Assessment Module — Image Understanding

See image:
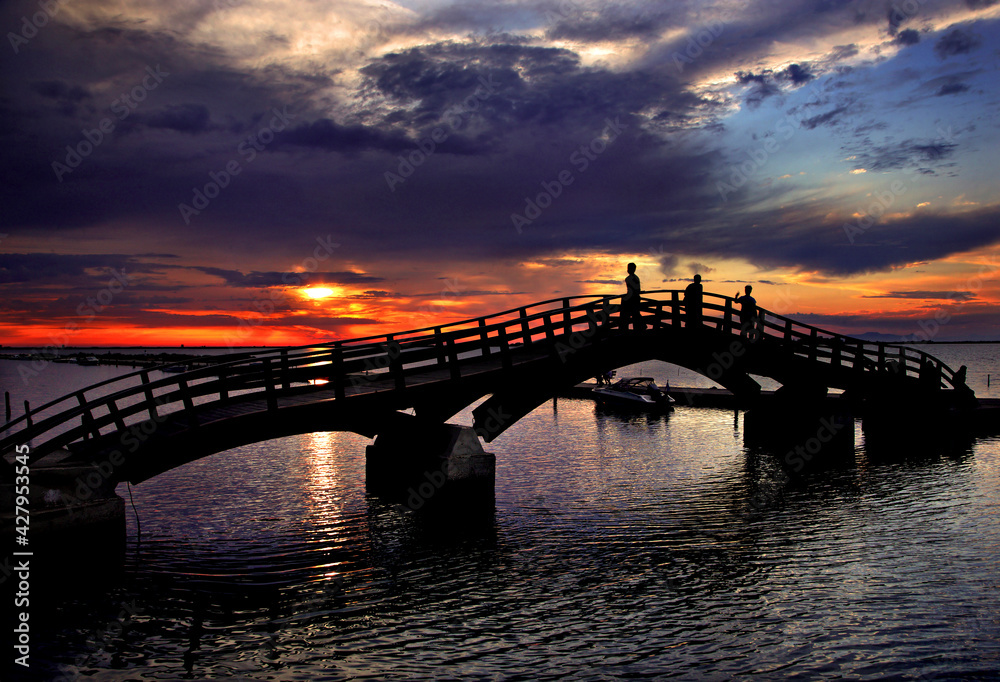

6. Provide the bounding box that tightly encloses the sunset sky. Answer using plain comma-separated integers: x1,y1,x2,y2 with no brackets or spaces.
2,0,999,346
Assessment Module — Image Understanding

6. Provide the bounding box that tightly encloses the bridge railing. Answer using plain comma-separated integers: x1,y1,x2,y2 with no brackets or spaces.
1,290,964,462
638,290,958,389
0,293,625,460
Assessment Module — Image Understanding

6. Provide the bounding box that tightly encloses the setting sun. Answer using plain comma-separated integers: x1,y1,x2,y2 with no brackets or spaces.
302,287,338,300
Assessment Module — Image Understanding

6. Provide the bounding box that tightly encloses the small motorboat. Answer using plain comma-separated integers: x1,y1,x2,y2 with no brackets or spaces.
77,356,100,366
593,377,675,411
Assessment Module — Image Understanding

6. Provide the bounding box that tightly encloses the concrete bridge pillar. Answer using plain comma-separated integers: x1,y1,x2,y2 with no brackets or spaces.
743,385,855,469
366,421,495,510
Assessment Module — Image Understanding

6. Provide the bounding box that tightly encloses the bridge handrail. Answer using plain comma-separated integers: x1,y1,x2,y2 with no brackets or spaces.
1,290,964,459
0,294,621,453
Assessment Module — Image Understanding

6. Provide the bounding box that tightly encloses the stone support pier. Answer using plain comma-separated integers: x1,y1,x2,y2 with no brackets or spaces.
366,422,495,510
743,385,855,468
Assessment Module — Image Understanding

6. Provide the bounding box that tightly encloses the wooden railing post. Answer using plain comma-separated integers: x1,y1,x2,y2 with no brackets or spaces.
388,340,405,391
544,313,556,342
877,343,886,369
218,368,229,403
498,325,512,372
280,349,290,390
177,378,199,426
447,337,461,382
519,307,531,344
809,329,818,362
832,338,841,368
724,299,733,334
107,399,127,432
140,370,159,420
671,291,680,327
262,360,277,412
78,392,100,440
654,301,663,330
24,400,32,430
434,327,446,366
783,319,792,342
331,344,345,400
479,318,491,357
562,298,571,332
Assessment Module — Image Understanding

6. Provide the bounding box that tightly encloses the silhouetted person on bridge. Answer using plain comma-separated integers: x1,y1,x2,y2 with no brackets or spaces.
734,284,757,340
622,262,644,331
684,274,703,329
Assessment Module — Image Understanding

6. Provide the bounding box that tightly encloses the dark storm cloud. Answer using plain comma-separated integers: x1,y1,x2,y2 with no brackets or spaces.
2,0,998,302
28,80,93,117
787,306,997,339
192,267,385,287
274,118,413,154
359,41,708,134
735,71,781,108
0,253,158,284
861,290,977,301
546,4,676,42
801,105,849,129
410,289,525,297
847,138,958,172
895,28,921,45
935,27,982,58
782,63,815,85
136,103,213,134
937,82,970,96
697,205,1000,276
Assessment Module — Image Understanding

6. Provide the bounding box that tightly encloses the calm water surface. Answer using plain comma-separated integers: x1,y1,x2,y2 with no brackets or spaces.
3,347,1000,680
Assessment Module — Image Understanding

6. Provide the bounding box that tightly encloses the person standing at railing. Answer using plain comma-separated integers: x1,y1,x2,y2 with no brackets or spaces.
684,274,703,329
622,262,645,331
734,284,757,340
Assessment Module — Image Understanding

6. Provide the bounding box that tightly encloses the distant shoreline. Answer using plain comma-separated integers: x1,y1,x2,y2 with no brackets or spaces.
3,340,1000,351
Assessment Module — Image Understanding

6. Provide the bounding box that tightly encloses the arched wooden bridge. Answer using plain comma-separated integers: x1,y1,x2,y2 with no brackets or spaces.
1,290,976,484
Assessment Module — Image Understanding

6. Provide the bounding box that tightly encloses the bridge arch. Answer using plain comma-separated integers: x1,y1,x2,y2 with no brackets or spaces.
1,291,975,485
